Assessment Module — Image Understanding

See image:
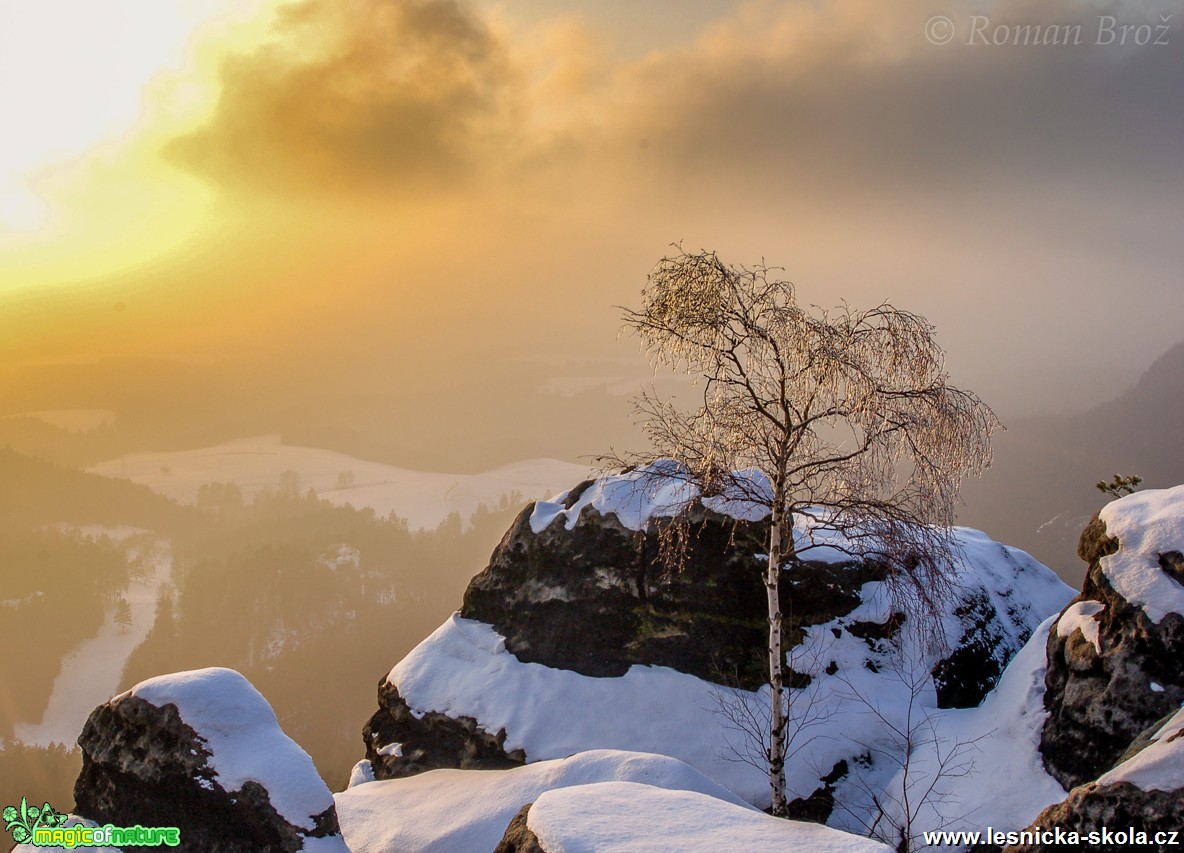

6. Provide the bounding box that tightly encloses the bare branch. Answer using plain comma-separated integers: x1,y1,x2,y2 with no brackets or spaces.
615,248,1000,816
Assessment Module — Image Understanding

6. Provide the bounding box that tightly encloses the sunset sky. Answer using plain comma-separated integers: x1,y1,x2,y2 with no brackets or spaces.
1,0,1182,467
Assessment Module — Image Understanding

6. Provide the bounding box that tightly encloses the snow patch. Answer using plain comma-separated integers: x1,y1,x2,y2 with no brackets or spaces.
530,461,702,533
863,617,1069,850
348,760,376,789
1098,486,1184,623
1055,600,1105,654
1098,704,1184,793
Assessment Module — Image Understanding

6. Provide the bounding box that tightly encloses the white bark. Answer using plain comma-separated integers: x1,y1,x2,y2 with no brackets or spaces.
766,506,786,814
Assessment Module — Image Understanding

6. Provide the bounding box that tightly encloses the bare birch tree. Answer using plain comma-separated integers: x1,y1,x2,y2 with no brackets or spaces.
613,248,999,815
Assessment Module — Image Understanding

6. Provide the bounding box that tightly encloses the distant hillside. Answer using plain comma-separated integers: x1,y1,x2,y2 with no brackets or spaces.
959,338,1184,583
0,447,202,535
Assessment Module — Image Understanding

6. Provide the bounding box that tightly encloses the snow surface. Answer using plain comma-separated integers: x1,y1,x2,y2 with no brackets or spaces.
530,461,707,533
1055,600,1105,655
386,526,1071,828
530,461,775,533
388,614,773,803
1098,485,1184,623
14,536,171,748
527,780,891,853
334,749,752,853
128,667,342,846
866,617,1068,851
1098,704,1184,793
88,435,592,531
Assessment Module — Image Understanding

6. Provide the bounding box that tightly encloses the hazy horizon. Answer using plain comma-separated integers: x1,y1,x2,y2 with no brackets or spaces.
1,0,1182,474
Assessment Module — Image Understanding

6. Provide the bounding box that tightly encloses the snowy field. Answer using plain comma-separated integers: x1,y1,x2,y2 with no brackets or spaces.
88,436,592,530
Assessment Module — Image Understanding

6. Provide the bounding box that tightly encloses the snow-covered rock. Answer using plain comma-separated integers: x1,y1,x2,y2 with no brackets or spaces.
74,667,348,853
1041,487,1184,788
362,467,1073,841
456,466,1069,689
495,780,892,853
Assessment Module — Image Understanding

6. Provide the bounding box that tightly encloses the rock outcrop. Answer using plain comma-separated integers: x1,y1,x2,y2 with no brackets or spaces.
461,489,880,687
1041,493,1184,789
73,668,347,853
363,466,1071,790
362,679,525,780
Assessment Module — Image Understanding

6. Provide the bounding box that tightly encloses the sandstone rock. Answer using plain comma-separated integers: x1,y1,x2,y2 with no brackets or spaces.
1041,510,1184,788
1003,781,1184,853
362,679,525,780
492,804,545,853
74,668,346,853
461,494,880,688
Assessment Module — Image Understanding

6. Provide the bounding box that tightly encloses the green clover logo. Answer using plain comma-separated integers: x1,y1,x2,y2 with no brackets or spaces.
3,797,66,844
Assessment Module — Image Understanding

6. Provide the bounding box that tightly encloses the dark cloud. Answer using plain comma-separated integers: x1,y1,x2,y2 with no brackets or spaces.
614,0,1184,200
167,0,515,194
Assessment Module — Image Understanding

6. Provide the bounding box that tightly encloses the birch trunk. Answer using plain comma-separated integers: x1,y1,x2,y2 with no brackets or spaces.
766,505,786,815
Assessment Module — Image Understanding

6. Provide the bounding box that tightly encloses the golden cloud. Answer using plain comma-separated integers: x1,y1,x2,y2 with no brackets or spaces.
167,0,517,195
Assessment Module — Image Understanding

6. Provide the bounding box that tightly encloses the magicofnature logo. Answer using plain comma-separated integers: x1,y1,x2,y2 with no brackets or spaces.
2,798,180,848
3,798,66,845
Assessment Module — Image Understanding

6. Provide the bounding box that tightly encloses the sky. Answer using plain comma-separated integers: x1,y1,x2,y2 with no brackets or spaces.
1,0,1182,467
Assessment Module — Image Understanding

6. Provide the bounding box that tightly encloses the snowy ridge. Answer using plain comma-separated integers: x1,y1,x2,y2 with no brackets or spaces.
529,460,771,533
334,749,751,853
1098,485,1184,623
388,614,771,803
526,781,891,853
129,668,336,833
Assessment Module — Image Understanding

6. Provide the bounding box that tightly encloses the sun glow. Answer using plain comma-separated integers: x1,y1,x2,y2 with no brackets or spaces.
0,0,281,292
0,1,188,226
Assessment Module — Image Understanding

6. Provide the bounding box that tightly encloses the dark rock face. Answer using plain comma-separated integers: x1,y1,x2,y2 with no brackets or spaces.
785,759,849,824
1040,514,1184,788
74,693,341,853
1001,782,1184,853
461,497,881,688
362,680,525,780
492,804,547,853
931,589,1016,709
